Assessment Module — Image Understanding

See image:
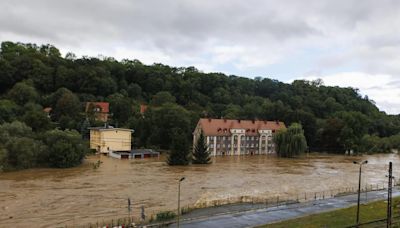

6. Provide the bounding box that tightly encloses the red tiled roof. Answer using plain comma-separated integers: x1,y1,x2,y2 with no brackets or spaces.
140,104,148,114
86,102,109,113
196,118,285,136
43,107,52,113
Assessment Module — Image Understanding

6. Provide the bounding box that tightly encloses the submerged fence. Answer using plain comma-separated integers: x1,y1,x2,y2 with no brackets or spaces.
61,182,393,228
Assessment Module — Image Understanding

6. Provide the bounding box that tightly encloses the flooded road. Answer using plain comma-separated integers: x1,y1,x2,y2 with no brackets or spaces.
0,153,399,227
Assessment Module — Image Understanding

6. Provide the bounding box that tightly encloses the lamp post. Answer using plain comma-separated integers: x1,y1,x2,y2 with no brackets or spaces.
177,177,185,228
353,160,368,227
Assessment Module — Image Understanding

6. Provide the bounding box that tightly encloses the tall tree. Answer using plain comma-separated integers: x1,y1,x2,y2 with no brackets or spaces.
167,129,190,166
274,123,307,157
192,131,211,164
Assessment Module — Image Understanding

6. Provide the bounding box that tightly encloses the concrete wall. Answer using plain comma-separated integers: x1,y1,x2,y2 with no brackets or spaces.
90,129,132,153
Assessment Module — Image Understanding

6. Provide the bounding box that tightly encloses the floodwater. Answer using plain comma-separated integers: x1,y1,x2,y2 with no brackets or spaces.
0,153,399,227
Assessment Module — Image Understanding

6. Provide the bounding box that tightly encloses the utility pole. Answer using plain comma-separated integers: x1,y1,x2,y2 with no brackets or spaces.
387,162,393,228
353,160,368,227
177,177,185,228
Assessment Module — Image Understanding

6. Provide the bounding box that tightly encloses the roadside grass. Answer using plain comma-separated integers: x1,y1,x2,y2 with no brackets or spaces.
260,197,400,228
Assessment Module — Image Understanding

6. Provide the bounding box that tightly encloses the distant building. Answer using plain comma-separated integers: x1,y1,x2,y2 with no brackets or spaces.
140,104,148,115
43,107,52,118
193,118,285,156
89,127,133,154
85,102,110,122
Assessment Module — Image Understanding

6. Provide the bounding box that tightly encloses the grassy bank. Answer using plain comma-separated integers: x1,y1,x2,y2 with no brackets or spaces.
260,197,400,228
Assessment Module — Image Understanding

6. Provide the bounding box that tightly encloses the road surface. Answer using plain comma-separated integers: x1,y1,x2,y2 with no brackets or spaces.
168,188,399,228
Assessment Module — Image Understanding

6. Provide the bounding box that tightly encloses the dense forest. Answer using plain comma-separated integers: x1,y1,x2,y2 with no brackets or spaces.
0,41,400,170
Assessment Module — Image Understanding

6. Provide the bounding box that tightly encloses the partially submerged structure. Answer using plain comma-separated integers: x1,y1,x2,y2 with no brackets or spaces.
193,118,285,156
89,127,133,154
109,149,160,160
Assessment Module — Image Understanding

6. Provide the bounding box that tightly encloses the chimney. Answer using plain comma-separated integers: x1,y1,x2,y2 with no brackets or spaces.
275,120,279,125
238,119,241,123
252,119,255,124
208,118,212,122
224,119,227,123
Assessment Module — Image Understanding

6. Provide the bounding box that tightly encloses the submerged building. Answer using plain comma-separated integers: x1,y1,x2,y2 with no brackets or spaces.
193,118,285,156
89,127,133,154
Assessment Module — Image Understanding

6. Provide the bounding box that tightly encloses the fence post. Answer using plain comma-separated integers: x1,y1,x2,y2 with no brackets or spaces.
277,196,279,206
314,192,316,200
323,192,325,199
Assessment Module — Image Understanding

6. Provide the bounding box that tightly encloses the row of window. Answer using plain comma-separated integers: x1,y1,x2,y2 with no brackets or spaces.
214,150,274,155
209,136,272,141
209,143,274,148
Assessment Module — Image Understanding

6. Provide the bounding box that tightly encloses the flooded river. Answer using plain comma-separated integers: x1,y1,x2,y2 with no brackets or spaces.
0,153,399,227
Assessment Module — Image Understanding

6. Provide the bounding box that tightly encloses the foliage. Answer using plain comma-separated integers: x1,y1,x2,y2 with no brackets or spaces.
155,211,176,222
0,121,87,171
41,129,88,168
0,121,46,171
0,41,399,155
167,129,190,165
192,131,211,164
274,123,308,157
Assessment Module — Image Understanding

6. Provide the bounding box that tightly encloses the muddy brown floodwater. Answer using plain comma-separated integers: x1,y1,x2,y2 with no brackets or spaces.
0,153,399,227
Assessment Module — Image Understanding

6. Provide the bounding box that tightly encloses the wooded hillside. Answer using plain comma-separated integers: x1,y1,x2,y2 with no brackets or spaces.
1,41,399,155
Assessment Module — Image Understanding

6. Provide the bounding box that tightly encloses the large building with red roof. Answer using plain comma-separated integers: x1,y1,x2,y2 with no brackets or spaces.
193,118,285,156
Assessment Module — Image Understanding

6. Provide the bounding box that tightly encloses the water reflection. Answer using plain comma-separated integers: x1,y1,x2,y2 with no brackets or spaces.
0,153,398,227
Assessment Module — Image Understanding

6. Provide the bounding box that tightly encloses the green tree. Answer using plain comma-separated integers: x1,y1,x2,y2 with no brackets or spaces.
167,129,190,165
151,91,176,106
7,81,39,105
274,123,307,157
0,99,20,124
41,129,88,168
192,131,211,164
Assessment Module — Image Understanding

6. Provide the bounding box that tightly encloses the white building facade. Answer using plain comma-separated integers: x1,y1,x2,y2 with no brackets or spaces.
193,118,285,156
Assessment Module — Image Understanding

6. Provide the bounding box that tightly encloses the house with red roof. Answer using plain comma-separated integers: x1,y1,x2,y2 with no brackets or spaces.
85,102,110,122
193,118,285,156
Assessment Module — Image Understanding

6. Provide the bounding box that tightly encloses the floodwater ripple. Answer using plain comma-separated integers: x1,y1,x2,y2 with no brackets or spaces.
0,153,398,227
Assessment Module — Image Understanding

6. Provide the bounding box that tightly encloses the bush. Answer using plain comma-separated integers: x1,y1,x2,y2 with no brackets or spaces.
155,211,176,222
41,129,88,168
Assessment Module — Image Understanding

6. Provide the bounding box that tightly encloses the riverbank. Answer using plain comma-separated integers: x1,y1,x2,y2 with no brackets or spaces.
261,196,400,227
169,188,400,228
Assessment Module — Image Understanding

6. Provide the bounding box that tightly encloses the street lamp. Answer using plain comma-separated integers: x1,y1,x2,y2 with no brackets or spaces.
353,160,368,227
177,177,185,228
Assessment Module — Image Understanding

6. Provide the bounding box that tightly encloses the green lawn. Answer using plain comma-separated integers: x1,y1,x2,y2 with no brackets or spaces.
259,197,400,228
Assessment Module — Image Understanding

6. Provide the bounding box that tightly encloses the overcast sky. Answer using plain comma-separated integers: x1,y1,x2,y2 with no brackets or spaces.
1,0,399,114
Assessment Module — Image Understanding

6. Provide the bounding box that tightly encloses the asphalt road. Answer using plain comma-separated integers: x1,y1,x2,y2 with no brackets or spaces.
168,188,400,228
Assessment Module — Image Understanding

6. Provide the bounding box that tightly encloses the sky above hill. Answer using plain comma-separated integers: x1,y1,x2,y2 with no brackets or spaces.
1,0,399,114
